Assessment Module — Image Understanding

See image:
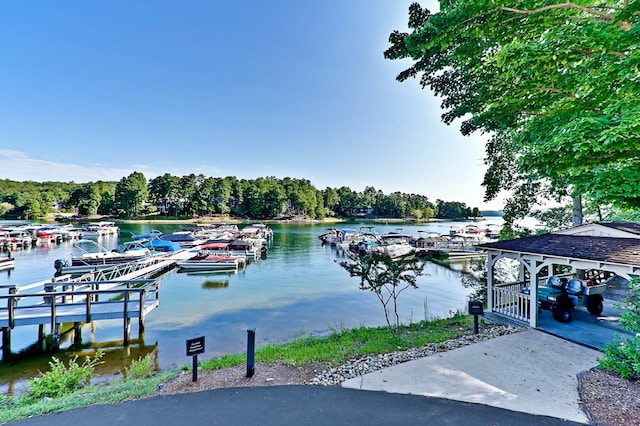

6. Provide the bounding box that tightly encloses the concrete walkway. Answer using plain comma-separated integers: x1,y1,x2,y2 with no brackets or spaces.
342,329,601,424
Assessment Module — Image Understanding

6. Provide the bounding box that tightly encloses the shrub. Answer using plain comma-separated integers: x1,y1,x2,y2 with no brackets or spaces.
125,354,156,380
24,350,104,403
600,278,640,379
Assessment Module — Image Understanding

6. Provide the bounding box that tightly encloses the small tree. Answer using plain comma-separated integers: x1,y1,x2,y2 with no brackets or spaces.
339,251,424,336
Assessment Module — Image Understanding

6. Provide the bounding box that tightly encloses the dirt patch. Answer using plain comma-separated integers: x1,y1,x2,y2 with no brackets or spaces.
579,368,640,426
155,362,325,396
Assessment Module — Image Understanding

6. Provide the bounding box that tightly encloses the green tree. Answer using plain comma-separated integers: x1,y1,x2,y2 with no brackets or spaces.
323,187,340,217
386,1,640,225
114,172,148,217
211,177,232,215
148,173,181,216
339,251,425,336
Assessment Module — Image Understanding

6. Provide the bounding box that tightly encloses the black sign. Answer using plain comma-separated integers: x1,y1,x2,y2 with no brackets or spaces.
186,336,205,356
468,301,484,315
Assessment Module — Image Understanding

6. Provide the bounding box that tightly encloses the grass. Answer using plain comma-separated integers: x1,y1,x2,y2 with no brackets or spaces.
200,315,473,370
0,314,475,423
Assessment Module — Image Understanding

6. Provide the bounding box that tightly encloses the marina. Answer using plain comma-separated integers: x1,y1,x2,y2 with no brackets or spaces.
0,219,500,395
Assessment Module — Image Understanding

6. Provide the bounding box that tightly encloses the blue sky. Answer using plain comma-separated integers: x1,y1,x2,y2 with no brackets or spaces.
0,1,505,210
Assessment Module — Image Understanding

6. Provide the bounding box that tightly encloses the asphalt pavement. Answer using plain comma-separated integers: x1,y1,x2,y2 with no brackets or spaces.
10,385,582,426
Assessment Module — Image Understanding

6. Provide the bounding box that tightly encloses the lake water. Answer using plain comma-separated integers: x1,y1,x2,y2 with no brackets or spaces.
0,219,500,395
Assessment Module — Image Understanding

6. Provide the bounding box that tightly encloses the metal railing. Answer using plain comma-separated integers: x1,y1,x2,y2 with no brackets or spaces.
0,279,160,330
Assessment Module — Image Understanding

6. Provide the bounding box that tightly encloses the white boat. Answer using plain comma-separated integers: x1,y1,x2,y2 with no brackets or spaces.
199,242,250,261
56,240,152,275
484,224,501,239
81,221,120,237
376,232,416,258
176,253,241,271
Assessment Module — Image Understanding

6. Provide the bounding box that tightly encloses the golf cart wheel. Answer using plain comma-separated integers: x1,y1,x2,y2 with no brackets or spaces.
587,296,604,315
552,305,572,323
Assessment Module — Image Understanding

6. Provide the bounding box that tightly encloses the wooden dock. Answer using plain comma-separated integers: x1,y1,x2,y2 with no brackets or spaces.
0,279,160,358
0,249,196,358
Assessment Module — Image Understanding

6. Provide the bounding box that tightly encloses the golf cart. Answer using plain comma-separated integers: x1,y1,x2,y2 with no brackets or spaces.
534,276,606,323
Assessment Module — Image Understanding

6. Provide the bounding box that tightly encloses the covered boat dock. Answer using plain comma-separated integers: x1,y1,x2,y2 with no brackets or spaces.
477,222,640,348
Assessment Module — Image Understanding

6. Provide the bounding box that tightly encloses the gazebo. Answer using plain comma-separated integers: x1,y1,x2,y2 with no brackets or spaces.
477,222,640,327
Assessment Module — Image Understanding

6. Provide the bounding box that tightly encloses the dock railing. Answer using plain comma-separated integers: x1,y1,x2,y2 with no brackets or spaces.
492,281,530,322
0,278,161,356
0,279,160,330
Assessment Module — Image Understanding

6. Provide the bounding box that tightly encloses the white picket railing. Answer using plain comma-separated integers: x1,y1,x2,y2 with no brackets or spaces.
492,282,530,322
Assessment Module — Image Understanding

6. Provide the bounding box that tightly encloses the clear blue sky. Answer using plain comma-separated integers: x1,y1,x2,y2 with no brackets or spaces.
0,1,505,210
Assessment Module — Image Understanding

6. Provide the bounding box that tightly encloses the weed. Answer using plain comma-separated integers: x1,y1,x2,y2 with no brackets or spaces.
125,354,156,380
23,350,105,403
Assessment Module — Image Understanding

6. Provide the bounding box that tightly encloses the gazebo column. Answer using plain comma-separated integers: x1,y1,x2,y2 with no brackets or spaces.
487,253,496,312
528,269,538,328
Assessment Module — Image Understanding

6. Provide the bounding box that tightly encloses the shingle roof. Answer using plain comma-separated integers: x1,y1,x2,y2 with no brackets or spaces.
598,222,640,236
477,234,640,266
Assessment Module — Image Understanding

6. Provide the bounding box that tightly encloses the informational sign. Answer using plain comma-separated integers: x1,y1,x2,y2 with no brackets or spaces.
186,336,206,382
468,301,483,334
186,336,205,356
468,301,484,315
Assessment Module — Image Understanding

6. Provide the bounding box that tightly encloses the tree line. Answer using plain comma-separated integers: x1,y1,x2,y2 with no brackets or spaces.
0,174,481,221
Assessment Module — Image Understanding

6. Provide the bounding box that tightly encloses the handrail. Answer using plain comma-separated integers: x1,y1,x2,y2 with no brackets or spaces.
0,281,159,329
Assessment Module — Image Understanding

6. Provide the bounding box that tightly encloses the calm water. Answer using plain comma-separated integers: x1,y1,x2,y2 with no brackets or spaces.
0,219,499,395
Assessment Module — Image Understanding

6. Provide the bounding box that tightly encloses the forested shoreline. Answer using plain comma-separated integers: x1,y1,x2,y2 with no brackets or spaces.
0,172,485,221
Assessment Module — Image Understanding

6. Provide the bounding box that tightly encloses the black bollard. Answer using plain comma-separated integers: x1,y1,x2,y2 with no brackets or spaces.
246,329,255,377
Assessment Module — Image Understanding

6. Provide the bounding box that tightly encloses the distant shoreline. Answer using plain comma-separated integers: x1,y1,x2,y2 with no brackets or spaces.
40,213,490,225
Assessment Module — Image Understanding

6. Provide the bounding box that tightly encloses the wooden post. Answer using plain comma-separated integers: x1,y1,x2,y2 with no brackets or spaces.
85,292,92,323
7,294,15,330
73,322,82,347
2,327,11,359
123,291,130,345
50,294,57,334
52,323,60,352
38,324,46,351
138,289,146,335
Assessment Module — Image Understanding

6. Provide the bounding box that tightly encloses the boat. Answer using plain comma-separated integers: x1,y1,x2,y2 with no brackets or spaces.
199,241,251,261
131,230,164,240
55,239,153,275
141,238,182,253
176,253,242,271
160,231,206,248
81,221,120,237
376,232,416,258
484,223,501,239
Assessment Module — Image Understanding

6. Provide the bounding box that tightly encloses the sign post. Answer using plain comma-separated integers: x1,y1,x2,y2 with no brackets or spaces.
186,336,205,382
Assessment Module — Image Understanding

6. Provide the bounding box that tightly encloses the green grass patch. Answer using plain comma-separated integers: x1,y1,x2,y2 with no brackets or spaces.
0,371,175,424
200,315,473,370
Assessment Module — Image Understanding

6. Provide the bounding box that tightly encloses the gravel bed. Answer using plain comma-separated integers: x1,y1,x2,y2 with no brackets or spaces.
310,325,521,386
